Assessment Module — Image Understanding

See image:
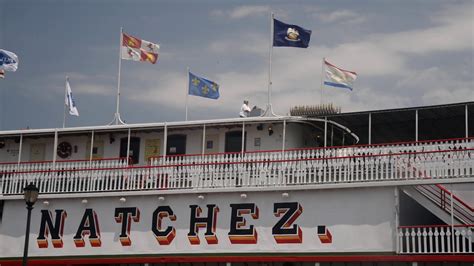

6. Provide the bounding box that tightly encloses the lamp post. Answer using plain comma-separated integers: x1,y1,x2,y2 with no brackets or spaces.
22,182,39,266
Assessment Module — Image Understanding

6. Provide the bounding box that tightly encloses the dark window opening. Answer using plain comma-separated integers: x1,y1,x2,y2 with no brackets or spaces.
167,134,187,155
120,137,141,164
225,131,246,152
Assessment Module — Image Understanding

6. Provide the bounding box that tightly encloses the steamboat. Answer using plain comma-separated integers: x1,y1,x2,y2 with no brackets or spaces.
0,101,472,265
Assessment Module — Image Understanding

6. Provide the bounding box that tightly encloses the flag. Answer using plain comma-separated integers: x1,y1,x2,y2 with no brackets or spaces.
188,72,220,99
273,19,311,48
121,32,159,64
65,78,79,116
0,70,4,79
0,49,19,72
323,59,357,91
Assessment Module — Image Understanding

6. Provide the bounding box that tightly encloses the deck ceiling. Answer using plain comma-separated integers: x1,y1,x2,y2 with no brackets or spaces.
315,102,474,144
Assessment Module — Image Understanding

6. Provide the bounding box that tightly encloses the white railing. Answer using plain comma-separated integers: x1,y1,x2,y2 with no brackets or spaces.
398,225,473,254
0,157,128,174
0,146,472,195
150,137,474,169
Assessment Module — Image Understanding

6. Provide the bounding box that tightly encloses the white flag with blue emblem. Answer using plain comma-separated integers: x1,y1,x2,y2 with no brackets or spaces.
65,78,79,116
0,49,19,72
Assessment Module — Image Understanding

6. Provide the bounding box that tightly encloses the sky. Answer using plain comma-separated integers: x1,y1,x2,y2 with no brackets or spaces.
0,0,473,130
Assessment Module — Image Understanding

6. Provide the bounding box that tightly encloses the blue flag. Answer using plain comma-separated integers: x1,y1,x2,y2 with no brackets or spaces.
188,72,220,99
0,49,19,72
273,19,311,48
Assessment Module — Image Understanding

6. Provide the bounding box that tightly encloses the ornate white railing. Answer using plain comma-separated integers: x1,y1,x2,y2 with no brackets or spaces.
0,146,472,195
0,157,128,174
150,137,473,169
398,225,473,254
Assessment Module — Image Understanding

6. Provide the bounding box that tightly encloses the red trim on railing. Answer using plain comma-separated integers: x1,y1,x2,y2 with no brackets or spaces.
398,224,474,229
435,184,474,212
0,157,128,166
415,185,473,223
2,148,472,176
0,254,473,265
149,137,474,162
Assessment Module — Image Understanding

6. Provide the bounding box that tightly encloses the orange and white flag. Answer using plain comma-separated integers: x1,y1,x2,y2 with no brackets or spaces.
121,32,159,64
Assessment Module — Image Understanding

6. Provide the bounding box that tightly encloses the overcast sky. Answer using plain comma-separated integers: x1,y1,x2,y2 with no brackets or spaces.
0,0,472,130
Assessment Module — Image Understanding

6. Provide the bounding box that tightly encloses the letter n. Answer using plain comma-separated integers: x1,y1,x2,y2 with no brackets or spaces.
73,209,101,247
187,204,219,245
37,209,67,248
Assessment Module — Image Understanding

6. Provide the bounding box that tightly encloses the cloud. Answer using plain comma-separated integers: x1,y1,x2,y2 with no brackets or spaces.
208,32,268,56
316,10,366,24
63,72,115,96
211,5,270,19
229,5,270,19
396,67,474,105
375,6,473,55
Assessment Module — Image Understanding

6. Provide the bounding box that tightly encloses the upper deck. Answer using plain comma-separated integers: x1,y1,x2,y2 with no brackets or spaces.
0,102,472,199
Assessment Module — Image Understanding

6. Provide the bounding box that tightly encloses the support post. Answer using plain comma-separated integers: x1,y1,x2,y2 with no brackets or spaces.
52,130,58,165
89,131,94,162
324,117,327,147
394,187,400,254
330,124,334,146
126,128,131,163
450,185,455,254
465,104,469,138
415,109,419,142
241,121,245,154
201,124,206,155
282,119,286,151
163,123,168,157
17,134,23,164
368,113,372,145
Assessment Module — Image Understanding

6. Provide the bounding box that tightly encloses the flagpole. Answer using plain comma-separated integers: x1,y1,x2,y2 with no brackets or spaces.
185,67,189,121
63,76,68,128
110,27,125,125
263,12,275,117
268,12,273,113
320,58,324,105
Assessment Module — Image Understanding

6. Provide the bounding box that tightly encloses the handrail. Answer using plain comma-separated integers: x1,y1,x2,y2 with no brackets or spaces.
149,137,474,161
399,224,474,229
1,146,471,196
2,148,472,176
435,184,474,212
0,157,128,165
415,185,473,224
